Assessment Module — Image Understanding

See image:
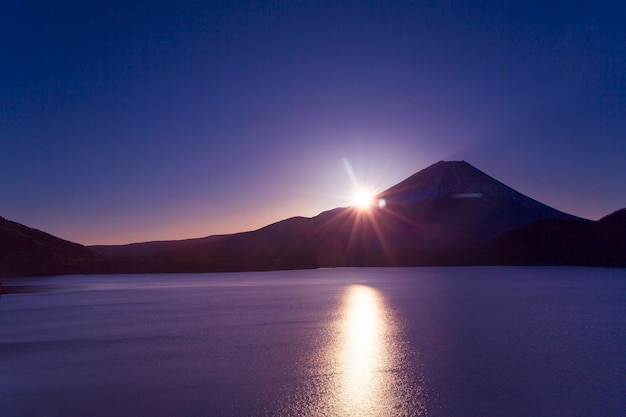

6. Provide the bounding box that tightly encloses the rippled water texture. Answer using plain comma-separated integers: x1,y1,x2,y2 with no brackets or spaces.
283,284,427,416
1,267,625,416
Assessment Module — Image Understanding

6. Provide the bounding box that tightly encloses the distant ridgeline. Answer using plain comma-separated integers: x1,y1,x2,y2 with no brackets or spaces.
2,162,625,277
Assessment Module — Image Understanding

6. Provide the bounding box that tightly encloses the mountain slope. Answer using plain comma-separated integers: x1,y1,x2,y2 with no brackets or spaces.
481,208,626,266
0,217,103,276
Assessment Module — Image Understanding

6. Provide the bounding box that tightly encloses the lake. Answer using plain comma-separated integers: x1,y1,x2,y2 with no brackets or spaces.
1,267,625,416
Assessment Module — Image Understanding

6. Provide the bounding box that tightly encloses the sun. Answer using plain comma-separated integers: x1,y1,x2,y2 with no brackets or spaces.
352,187,375,210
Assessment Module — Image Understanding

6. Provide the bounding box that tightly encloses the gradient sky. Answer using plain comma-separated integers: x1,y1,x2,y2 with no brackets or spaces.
2,0,625,245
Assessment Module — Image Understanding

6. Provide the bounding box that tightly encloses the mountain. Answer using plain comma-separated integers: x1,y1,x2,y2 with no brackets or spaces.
0,216,103,276
481,208,626,266
90,161,588,271
4,160,621,277
377,161,583,242
302,161,585,266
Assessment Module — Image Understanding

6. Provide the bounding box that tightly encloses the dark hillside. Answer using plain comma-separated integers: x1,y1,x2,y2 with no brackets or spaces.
480,209,626,266
0,217,103,276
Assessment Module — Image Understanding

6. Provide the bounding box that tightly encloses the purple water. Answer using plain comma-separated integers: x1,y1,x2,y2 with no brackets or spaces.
1,267,625,416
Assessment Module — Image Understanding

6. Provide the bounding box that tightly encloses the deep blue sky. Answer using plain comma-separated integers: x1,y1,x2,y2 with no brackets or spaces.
2,0,625,245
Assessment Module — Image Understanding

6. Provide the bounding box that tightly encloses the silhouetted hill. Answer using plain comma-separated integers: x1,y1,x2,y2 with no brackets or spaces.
91,216,319,273
481,208,626,266
0,217,103,276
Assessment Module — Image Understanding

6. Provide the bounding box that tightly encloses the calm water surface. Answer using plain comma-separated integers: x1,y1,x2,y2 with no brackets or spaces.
1,267,625,416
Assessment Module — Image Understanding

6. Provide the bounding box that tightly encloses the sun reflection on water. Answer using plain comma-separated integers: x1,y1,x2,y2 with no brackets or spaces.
331,285,428,417
339,285,385,412
283,284,428,416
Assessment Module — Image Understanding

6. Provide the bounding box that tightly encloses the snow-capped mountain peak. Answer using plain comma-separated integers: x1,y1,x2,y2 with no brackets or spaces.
380,161,530,205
